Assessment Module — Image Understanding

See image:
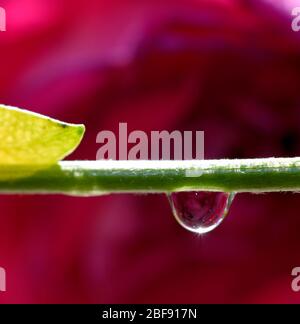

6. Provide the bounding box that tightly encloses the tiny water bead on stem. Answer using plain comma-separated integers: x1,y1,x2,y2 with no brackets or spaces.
168,191,235,234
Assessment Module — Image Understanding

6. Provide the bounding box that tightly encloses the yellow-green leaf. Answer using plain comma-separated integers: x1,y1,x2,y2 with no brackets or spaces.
0,104,85,179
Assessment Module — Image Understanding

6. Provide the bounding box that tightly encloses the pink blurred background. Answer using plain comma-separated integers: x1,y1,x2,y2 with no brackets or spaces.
0,0,300,303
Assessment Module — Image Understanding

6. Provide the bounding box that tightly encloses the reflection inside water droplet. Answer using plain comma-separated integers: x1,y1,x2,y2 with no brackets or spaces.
168,191,235,234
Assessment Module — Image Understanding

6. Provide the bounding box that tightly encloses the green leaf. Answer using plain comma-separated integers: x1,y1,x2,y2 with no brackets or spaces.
0,104,85,179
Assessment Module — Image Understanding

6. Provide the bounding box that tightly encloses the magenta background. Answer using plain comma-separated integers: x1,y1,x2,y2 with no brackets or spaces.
0,0,300,303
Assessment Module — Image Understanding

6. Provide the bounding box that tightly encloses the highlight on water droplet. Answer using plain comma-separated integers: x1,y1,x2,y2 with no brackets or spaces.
168,191,235,234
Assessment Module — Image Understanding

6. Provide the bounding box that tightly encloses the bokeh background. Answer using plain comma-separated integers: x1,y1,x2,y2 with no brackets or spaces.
0,0,300,303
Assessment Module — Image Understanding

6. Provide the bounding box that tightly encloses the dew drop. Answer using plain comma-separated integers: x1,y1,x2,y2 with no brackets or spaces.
168,191,235,234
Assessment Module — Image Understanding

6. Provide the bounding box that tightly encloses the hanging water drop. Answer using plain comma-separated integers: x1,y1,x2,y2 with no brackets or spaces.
168,191,235,234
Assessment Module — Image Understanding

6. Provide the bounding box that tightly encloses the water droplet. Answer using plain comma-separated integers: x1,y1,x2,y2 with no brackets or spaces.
168,191,235,234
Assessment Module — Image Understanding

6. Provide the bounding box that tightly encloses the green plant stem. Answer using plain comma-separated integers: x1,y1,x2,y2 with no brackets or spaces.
1,157,300,195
